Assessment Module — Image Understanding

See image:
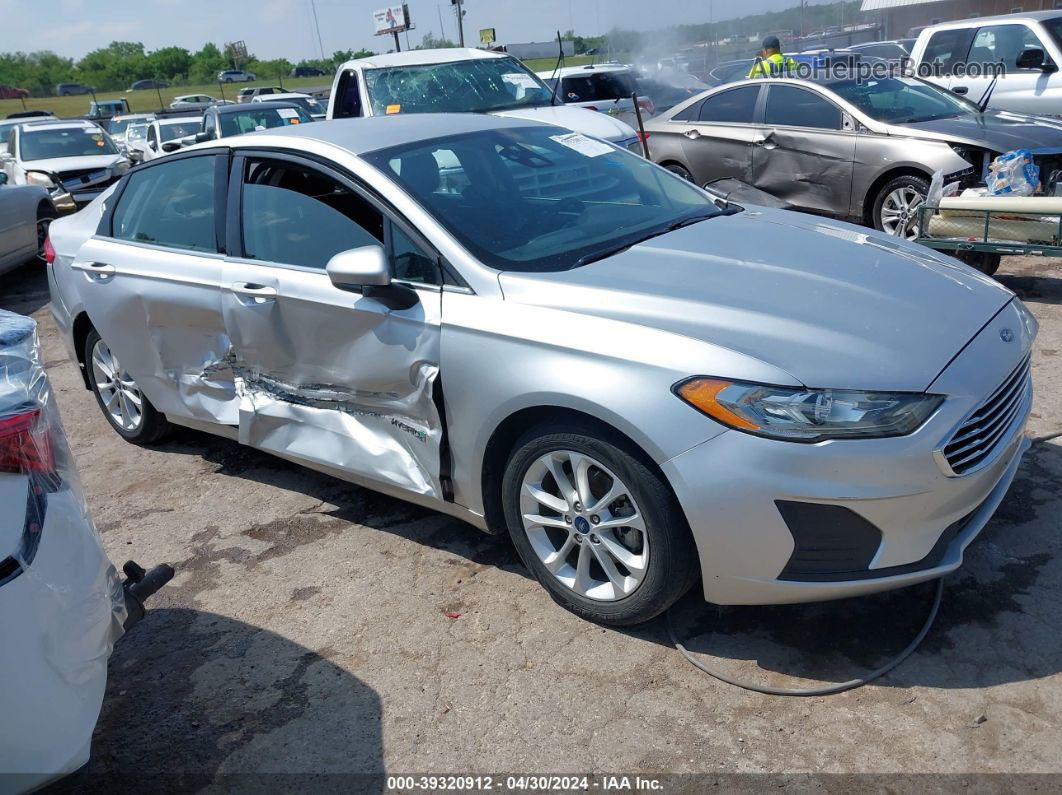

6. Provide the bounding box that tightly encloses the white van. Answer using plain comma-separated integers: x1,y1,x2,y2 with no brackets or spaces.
910,11,1062,115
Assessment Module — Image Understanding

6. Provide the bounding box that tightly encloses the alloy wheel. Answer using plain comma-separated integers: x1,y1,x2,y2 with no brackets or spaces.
90,339,144,432
519,450,649,602
879,186,925,240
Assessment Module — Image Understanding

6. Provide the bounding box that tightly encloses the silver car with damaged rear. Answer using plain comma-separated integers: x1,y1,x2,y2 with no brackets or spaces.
46,114,1036,625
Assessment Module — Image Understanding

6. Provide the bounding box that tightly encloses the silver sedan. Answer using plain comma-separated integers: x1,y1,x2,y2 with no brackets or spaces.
46,114,1036,625
0,175,55,275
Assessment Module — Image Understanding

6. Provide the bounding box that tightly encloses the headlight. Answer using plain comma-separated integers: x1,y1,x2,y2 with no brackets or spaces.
25,170,57,189
674,378,944,442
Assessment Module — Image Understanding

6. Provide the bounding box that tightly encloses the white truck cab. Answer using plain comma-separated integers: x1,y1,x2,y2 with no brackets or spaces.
327,48,641,151
910,11,1062,115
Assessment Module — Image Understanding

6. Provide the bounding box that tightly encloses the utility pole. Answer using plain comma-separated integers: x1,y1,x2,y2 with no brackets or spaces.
393,30,402,52
452,0,465,47
309,0,325,59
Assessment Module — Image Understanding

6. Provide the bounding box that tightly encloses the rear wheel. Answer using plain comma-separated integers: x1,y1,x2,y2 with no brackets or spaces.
664,163,694,182
502,421,698,626
35,205,57,262
85,329,171,444
955,250,1002,277
873,175,929,240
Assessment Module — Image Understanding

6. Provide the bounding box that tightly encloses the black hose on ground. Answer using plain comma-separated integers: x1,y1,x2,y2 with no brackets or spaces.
667,577,945,697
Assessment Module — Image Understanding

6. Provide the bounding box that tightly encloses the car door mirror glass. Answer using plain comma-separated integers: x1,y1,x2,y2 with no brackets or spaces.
161,141,181,152
0,172,7,185
326,246,392,291
1016,47,1046,70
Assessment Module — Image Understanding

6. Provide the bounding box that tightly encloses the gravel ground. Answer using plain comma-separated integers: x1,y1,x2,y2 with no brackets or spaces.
3,254,1060,790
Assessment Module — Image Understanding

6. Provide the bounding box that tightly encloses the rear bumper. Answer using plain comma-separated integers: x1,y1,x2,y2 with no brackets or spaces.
0,487,125,789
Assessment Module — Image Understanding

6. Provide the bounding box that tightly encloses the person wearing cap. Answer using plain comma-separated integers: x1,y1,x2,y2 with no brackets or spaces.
747,36,797,78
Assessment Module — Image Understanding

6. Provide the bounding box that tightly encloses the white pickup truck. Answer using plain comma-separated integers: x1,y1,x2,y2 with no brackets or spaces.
326,48,642,152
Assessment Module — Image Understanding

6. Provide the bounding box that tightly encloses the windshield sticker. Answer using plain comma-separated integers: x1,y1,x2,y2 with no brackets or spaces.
502,73,539,89
549,132,613,158
276,108,299,120
386,104,401,115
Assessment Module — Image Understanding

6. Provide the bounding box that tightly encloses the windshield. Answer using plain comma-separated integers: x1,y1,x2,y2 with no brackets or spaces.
20,127,118,160
364,126,722,273
1044,17,1062,52
288,96,325,114
159,120,201,142
218,106,312,136
127,125,147,143
826,75,978,123
107,117,144,135
559,71,638,103
364,57,553,115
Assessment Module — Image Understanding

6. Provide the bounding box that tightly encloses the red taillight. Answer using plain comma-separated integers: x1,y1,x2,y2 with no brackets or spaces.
0,409,55,475
43,236,56,265
637,131,652,143
585,105,598,112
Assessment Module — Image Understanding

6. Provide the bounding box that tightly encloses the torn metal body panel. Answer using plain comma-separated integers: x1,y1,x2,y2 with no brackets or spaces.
750,127,856,216
220,260,444,498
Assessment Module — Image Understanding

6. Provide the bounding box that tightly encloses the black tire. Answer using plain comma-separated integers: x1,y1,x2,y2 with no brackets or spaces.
84,329,172,445
664,163,694,182
34,205,58,262
871,174,930,239
955,250,1002,277
501,420,698,627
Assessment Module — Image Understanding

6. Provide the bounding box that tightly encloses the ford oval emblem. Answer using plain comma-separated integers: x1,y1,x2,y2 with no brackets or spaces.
1000,328,1015,343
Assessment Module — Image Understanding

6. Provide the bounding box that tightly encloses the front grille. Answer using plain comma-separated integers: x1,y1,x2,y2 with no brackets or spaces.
943,354,1031,475
56,168,110,187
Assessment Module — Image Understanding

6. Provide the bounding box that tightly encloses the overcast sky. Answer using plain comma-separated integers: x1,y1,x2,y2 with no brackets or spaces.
0,0,826,61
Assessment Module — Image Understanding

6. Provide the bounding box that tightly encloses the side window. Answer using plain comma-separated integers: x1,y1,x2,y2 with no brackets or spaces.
111,156,217,252
766,85,842,130
147,126,157,146
241,158,383,269
970,24,1047,70
671,99,703,122
697,86,760,124
390,223,440,285
923,28,976,74
334,70,363,118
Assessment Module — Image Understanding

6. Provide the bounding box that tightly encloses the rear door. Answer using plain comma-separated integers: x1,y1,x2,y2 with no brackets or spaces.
70,151,239,424
674,84,764,185
751,84,856,215
220,151,446,497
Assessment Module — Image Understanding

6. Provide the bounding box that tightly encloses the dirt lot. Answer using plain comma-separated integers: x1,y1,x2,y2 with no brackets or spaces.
4,254,1061,789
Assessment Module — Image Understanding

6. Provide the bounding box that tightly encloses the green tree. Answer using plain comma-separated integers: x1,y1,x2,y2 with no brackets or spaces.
416,32,457,50
147,46,192,82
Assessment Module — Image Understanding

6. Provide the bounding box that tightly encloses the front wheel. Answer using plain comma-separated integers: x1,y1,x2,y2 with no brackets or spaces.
664,163,694,182
35,205,58,262
502,422,698,626
85,329,172,445
955,250,1002,276
873,175,929,241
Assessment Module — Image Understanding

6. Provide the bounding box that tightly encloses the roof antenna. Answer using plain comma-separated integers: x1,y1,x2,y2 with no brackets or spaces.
549,30,565,106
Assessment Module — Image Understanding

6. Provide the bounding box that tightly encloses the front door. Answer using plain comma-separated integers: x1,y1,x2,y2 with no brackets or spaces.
71,152,239,424
675,84,764,185
751,84,855,216
221,153,446,497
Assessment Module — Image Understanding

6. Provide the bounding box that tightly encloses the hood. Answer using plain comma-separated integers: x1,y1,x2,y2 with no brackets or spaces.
498,208,1013,392
493,105,637,142
888,111,1062,152
24,154,125,175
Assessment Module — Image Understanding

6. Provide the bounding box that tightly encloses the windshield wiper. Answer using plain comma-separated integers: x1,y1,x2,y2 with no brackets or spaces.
572,208,739,269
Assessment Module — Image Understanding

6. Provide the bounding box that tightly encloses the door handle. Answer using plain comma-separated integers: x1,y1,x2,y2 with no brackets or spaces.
952,86,969,95
683,129,701,139
753,134,777,150
72,261,116,276
230,282,278,298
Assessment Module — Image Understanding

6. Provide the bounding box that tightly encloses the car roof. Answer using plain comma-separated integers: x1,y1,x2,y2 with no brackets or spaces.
158,116,201,124
215,101,302,114
256,92,312,100
217,113,546,156
923,10,1061,29
113,113,156,121
19,119,97,131
340,47,504,70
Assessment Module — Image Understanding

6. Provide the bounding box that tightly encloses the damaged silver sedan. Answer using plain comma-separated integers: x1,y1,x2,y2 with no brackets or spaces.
46,114,1034,625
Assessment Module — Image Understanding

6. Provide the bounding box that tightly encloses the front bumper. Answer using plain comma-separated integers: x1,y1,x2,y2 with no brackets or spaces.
663,299,1035,605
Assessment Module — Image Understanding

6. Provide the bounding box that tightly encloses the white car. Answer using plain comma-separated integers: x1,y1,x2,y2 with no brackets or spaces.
218,69,256,83
910,11,1062,115
170,94,225,111
124,122,150,163
327,48,642,152
0,309,172,790
105,112,156,155
141,116,203,162
0,120,129,212
536,63,653,126
251,91,326,119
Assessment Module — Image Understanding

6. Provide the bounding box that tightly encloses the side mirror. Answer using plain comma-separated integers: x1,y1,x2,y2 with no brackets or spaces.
161,141,181,153
0,172,7,186
195,131,211,143
326,245,391,291
1016,48,1048,71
